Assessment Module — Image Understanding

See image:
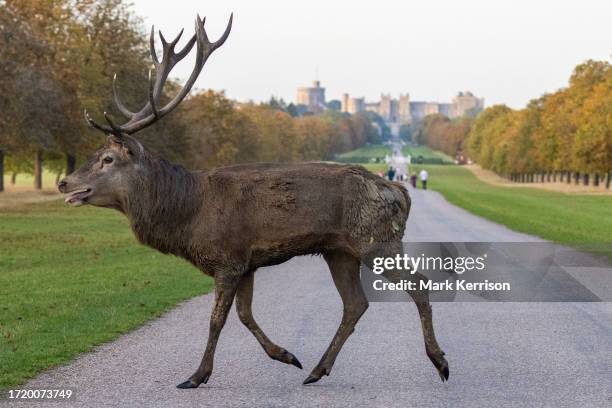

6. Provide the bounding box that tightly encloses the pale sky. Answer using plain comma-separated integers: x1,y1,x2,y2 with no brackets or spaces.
131,0,611,109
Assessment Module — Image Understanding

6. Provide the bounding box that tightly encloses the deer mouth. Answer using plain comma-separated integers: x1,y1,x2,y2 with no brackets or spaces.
65,188,93,206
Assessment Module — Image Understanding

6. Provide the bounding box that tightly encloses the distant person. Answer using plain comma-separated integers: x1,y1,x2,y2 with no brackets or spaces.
387,166,396,181
410,172,417,188
419,169,428,190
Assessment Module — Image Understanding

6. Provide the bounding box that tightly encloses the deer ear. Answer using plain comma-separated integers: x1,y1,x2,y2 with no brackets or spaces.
119,135,145,157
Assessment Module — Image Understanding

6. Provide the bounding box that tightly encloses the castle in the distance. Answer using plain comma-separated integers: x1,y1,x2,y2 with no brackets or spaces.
295,80,484,130
296,81,327,114
341,91,484,123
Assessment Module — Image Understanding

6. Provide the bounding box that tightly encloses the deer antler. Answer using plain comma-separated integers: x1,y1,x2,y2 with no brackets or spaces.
85,13,233,136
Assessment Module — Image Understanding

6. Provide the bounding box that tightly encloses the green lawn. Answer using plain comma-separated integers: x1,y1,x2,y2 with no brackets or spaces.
360,163,388,175
336,144,391,162
402,145,453,163
3,170,60,190
416,164,612,246
0,200,212,388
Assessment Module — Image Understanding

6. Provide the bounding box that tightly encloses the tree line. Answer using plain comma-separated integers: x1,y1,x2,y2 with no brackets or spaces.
415,59,611,187
0,0,383,191
410,115,473,159
467,60,611,187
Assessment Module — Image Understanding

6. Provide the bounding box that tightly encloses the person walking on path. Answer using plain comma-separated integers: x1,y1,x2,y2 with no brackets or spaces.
410,172,417,188
419,169,428,190
387,166,396,181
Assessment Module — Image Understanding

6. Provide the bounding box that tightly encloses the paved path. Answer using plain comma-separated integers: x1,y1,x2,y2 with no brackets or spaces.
10,151,612,407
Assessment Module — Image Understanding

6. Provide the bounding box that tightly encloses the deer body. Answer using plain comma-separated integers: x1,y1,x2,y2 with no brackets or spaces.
124,160,409,273
58,13,448,389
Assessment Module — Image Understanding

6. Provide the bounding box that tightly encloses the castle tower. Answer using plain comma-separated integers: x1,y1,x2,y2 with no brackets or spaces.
398,93,411,123
341,93,350,113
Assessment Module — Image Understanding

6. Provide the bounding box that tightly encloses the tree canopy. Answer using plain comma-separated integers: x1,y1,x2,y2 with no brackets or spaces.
0,0,382,190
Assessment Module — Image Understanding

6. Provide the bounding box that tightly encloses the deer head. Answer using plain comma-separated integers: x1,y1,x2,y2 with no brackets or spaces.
58,14,232,208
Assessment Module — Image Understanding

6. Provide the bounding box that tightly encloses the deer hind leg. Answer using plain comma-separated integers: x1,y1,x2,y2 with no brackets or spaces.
235,272,303,369
408,287,449,382
177,276,239,389
303,250,369,385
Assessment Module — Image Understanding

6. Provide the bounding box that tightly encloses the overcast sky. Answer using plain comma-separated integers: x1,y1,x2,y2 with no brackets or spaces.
130,0,611,108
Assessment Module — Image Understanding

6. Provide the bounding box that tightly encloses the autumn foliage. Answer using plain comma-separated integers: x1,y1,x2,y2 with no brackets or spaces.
416,60,611,186
0,0,381,190
466,60,611,185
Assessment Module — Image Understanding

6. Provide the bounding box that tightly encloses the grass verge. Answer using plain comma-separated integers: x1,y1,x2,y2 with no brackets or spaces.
402,145,453,162
0,200,212,388
337,144,391,162
418,164,612,246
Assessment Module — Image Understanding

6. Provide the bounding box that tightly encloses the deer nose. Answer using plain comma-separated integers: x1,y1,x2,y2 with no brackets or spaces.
57,179,68,193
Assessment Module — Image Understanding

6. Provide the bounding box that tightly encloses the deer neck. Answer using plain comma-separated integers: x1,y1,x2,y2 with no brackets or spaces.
123,158,202,254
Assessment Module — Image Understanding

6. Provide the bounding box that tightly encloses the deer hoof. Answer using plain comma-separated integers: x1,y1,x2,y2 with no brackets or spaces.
427,351,449,382
285,352,303,369
440,365,450,382
176,380,199,389
302,374,321,385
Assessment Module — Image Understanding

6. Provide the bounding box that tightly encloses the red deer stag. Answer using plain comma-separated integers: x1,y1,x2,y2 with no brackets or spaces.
58,14,449,388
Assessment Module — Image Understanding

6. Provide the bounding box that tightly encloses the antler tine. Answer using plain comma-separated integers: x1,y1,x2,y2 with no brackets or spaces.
84,109,114,134
149,26,159,67
212,13,233,50
174,33,198,61
170,28,184,47
103,112,123,135
198,14,210,44
158,30,168,48
148,70,159,118
112,74,135,119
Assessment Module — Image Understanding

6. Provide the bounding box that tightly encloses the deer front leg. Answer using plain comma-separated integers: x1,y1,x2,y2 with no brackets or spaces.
177,277,239,389
236,272,303,369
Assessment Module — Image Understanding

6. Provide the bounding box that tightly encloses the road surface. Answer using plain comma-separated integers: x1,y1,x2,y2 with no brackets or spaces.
8,153,612,408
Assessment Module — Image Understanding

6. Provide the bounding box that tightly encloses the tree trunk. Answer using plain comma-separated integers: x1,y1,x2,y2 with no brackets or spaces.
594,173,600,187
0,150,4,192
567,171,571,184
583,173,589,186
553,172,557,182
66,153,76,175
11,173,16,184
574,172,580,185
34,150,43,190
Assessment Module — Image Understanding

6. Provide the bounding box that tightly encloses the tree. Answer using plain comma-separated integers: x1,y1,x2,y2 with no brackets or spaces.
181,90,259,169
294,116,334,160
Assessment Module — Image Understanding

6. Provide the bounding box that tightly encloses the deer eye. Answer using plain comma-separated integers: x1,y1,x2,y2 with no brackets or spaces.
102,156,114,164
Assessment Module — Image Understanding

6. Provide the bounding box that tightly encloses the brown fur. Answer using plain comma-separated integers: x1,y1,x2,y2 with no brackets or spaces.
58,135,448,388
